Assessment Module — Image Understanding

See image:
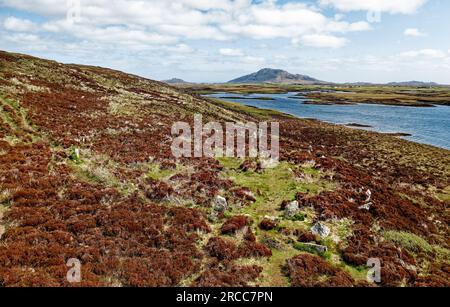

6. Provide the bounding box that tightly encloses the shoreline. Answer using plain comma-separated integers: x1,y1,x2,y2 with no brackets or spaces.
207,94,450,151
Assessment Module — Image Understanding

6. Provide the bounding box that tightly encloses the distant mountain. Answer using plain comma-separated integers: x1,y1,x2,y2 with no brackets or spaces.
344,81,447,87
162,78,190,84
387,81,441,87
345,82,376,86
228,68,325,84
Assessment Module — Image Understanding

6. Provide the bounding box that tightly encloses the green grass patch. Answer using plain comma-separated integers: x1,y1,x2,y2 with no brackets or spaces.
0,104,18,130
215,156,351,286
433,246,450,260
258,248,300,287
219,159,334,222
147,163,179,180
0,94,37,143
228,162,303,215
303,167,321,176
69,147,83,164
383,231,433,254
437,192,450,202
288,213,306,222
341,264,369,281
217,157,244,170
293,243,330,258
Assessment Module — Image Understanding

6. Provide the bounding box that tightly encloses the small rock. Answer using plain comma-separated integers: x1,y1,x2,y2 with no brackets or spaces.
262,236,283,250
303,243,328,254
284,201,300,218
311,222,331,239
208,212,219,223
259,158,279,169
359,202,372,211
214,196,228,212
365,189,372,202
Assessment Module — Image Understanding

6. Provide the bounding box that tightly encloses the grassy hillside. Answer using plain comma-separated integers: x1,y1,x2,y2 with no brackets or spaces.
0,50,449,287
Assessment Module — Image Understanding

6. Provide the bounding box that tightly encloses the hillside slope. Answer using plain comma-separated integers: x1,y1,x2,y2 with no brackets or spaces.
0,50,449,287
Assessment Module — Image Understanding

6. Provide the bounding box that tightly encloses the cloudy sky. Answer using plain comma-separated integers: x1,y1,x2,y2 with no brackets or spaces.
1,0,449,83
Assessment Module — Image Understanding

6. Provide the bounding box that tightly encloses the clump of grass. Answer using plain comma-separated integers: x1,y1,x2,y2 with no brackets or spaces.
69,147,82,164
437,189,450,202
383,231,433,254
257,248,300,287
433,246,450,260
293,243,320,254
223,211,234,219
288,213,306,222
293,243,331,259
147,163,179,180
0,189,12,206
217,157,244,170
108,96,140,117
0,95,39,144
340,264,369,281
68,149,121,187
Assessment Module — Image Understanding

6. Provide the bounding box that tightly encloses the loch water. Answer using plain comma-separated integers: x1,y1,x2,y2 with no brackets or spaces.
207,92,450,150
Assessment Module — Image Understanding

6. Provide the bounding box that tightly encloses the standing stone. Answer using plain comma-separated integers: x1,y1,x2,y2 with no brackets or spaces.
260,158,279,170
303,243,328,254
284,201,300,218
311,222,331,239
214,196,228,212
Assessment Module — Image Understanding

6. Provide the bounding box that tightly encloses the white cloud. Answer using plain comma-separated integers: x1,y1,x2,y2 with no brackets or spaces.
3,16,36,32
293,34,348,48
319,0,427,14
404,28,426,37
0,0,371,47
400,49,447,59
166,44,194,54
242,56,265,64
217,49,265,65
219,48,244,57
3,0,444,83
5,33,40,43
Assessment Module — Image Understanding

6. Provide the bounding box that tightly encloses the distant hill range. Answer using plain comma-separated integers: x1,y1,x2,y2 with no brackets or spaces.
228,68,325,85
345,81,447,87
226,69,447,87
386,81,441,87
162,78,191,84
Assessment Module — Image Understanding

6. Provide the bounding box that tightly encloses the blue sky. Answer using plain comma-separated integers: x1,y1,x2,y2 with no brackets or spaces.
0,0,449,83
